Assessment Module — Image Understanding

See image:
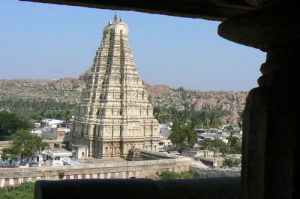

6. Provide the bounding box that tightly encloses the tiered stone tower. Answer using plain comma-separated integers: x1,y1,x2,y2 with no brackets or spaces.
72,17,160,159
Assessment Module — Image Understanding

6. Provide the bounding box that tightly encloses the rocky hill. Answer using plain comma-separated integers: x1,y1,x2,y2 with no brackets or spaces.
0,78,84,103
0,78,247,125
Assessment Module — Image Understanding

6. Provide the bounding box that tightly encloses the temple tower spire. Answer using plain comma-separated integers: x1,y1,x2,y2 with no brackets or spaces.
72,18,159,159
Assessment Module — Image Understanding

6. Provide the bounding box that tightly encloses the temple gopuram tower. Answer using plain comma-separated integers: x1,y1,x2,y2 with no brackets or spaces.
72,17,160,159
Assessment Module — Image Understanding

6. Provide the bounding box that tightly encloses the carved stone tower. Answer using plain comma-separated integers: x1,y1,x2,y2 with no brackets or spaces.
72,17,160,159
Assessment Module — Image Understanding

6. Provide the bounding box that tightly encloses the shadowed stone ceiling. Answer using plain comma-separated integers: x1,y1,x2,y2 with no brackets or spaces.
20,0,264,21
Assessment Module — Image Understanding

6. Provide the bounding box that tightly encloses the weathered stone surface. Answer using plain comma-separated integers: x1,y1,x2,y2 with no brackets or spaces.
21,0,257,21
219,2,299,199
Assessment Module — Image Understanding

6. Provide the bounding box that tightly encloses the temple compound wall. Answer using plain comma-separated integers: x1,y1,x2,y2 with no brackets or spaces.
0,155,193,188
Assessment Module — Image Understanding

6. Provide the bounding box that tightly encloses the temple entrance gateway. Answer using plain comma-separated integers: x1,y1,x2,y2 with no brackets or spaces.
72,17,160,159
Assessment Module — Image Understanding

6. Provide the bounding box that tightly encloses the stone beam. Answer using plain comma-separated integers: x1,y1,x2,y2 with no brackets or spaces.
20,0,256,21
34,178,241,199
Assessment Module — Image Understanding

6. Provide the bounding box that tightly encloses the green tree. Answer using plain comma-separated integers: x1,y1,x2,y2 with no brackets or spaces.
207,110,222,128
223,158,240,167
0,111,31,139
212,138,230,154
1,129,48,162
169,118,197,153
199,139,214,150
227,134,242,154
153,107,168,123
190,111,211,129
158,171,181,180
189,109,223,129
199,138,229,154
0,99,77,122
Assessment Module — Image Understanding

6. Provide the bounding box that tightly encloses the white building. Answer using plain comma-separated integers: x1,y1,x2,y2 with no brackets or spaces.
158,124,173,152
41,119,66,128
42,149,72,166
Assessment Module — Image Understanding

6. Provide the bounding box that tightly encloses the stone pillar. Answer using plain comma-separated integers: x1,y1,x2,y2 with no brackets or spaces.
219,2,298,199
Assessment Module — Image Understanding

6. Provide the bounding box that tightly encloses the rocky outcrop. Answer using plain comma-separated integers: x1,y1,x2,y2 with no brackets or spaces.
144,83,247,113
0,78,84,103
0,78,247,125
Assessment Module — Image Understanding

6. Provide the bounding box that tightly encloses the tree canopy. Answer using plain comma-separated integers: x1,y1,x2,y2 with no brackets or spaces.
227,133,242,154
154,106,223,129
0,111,31,139
191,109,223,129
1,129,48,162
199,138,230,154
168,114,198,153
0,100,76,122
199,133,242,154
168,108,224,153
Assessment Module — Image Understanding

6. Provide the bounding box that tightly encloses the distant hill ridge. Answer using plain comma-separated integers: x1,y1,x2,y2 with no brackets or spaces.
0,78,248,125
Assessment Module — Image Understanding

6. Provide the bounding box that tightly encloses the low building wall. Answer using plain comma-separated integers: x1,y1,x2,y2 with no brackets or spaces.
0,155,193,188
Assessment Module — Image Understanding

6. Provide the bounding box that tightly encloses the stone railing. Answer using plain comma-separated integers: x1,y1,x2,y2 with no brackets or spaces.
0,155,193,188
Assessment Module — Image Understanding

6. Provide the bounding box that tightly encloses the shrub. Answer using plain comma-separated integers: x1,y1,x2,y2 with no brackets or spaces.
223,158,240,167
158,170,197,180
0,182,34,199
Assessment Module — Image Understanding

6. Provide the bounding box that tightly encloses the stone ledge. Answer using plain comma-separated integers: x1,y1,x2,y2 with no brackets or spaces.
34,177,241,199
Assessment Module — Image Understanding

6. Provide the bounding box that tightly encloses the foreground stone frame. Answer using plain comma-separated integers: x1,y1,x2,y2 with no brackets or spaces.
18,1,300,199
219,3,298,198
34,178,241,199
